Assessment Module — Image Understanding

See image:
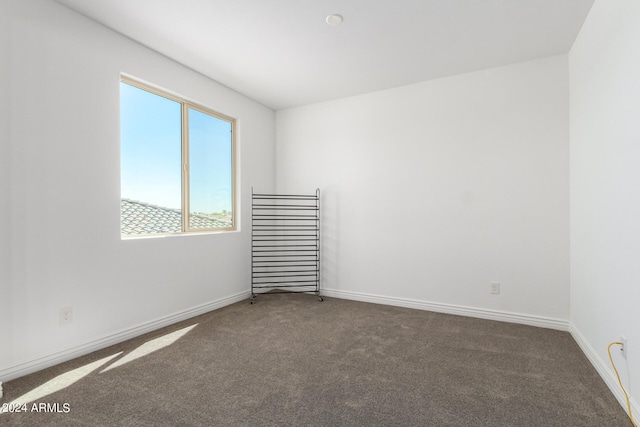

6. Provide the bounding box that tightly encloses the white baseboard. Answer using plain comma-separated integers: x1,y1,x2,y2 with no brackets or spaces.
0,291,250,383
569,323,638,422
321,288,569,331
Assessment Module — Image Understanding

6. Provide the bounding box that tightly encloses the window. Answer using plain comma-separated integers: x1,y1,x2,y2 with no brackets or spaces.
120,76,235,237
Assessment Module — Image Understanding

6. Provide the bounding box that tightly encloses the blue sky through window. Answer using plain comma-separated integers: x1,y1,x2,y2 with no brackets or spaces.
120,82,233,215
189,108,233,214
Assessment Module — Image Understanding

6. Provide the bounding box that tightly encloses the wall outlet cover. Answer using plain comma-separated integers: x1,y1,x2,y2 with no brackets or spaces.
490,282,501,295
60,306,73,325
620,335,627,359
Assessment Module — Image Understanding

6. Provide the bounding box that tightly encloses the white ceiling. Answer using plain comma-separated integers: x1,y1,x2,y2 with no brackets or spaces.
54,0,594,110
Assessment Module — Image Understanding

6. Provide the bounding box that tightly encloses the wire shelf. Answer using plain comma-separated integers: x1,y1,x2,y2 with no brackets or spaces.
250,188,321,303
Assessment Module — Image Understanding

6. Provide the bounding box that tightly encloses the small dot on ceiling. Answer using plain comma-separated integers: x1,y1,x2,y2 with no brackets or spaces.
326,14,344,26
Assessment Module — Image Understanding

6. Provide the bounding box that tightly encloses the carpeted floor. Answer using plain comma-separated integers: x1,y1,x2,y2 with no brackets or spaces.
1,293,632,426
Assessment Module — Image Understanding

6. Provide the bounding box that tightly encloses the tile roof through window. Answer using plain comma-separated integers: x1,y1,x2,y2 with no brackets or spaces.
121,199,231,236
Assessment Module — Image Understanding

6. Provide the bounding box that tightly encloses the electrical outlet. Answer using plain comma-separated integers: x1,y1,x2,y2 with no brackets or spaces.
490,282,500,295
620,335,627,359
60,306,73,325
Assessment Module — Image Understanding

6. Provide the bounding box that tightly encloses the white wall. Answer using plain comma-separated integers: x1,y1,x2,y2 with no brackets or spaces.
276,56,569,323
0,0,12,371
569,0,640,414
1,0,275,380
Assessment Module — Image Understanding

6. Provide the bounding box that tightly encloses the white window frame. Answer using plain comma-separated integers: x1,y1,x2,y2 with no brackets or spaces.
120,76,237,237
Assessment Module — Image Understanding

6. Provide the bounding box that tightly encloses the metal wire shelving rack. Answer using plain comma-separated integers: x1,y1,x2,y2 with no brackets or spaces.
250,188,322,303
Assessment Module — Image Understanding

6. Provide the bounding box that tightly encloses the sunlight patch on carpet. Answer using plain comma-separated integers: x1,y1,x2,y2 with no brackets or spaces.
0,353,122,414
100,324,198,373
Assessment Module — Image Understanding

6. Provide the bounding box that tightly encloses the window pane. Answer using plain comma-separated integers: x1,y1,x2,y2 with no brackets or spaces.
120,82,182,236
188,108,233,230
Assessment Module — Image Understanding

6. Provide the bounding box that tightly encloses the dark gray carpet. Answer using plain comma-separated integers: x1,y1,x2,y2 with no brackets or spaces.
1,294,631,426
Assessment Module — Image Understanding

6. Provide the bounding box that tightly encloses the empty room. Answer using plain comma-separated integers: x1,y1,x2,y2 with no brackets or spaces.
1,0,638,425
